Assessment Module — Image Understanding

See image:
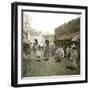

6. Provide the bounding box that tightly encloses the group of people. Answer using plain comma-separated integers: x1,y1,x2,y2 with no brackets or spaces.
30,39,79,69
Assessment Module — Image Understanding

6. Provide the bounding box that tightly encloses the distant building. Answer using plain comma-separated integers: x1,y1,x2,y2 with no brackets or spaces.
23,14,31,42
54,18,80,48
42,34,54,45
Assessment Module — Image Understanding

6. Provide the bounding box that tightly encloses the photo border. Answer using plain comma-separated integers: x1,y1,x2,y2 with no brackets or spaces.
11,2,88,87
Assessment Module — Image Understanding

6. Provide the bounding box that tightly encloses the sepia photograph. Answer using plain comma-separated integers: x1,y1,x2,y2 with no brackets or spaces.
22,11,80,77
11,2,87,87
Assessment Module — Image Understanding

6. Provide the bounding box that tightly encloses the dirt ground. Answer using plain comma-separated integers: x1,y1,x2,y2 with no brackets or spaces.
22,51,80,77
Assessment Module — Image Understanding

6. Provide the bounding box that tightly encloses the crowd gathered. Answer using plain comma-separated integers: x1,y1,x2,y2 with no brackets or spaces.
25,39,79,69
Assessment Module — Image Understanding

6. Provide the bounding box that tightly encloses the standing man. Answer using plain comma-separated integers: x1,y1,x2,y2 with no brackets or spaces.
65,46,70,58
33,39,38,53
70,47,78,69
44,40,50,61
55,44,64,62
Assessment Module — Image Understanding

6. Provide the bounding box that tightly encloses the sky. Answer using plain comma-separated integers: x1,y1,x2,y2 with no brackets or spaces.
24,12,80,34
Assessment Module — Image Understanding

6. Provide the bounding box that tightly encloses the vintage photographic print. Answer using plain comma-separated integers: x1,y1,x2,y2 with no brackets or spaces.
22,11,80,77
11,2,88,87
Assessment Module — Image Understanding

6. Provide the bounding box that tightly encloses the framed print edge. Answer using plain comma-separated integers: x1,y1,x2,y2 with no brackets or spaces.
85,6,88,83
11,2,18,87
11,2,88,87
